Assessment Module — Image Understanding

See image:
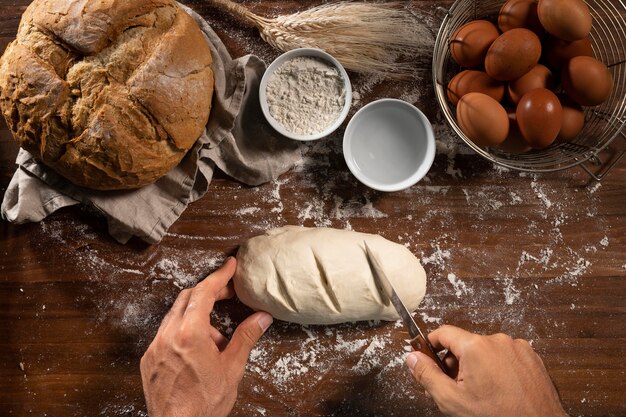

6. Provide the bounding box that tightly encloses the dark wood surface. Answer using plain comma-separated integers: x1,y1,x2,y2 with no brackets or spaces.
1,1,625,416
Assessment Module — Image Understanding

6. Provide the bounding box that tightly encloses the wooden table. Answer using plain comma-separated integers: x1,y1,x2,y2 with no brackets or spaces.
1,1,625,416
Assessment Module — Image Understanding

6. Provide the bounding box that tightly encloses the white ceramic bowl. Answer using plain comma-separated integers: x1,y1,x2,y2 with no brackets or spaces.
343,99,436,192
259,48,352,141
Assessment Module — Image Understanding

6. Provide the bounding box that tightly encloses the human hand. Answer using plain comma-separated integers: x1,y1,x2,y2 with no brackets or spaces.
140,257,273,417
405,325,568,417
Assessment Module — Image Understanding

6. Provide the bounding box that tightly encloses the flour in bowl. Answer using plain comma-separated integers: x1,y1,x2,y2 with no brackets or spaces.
266,56,346,135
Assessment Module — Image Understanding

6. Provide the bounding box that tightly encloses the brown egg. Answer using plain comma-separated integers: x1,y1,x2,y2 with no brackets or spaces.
557,94,585,142
447,70,505,105
543,35,593,70
516,88,562,148
457,92,509,147
485,28,542,81
538,0,592,41
450,20,500,67
498,0,544,36
499,109,532,153
562,56,613,106
507,64,554,104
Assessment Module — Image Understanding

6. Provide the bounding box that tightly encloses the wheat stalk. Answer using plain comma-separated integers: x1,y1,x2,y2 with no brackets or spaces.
207,0,432,78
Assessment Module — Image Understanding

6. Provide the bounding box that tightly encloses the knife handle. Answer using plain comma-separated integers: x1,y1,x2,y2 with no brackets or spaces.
410,335,449,376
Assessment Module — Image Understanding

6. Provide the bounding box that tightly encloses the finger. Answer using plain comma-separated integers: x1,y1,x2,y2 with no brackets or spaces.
405,352,458,410
157,289,193,333
428,325,477,359
488,332,514,346
514,338,534,353
184,257,237,318
199,257,237,293
216,282,235,301
171,289,194,316
209,326,229,351
223,312,273,372
514,339,545,368
443,351,460,379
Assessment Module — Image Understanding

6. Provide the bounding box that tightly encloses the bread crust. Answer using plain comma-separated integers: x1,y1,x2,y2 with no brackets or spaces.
0,0,214,190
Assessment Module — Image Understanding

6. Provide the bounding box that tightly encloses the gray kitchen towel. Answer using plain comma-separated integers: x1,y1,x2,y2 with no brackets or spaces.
1,4,300,244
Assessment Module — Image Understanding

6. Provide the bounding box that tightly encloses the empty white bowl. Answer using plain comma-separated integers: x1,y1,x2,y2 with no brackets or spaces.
259,48,352,141
343,99,436,192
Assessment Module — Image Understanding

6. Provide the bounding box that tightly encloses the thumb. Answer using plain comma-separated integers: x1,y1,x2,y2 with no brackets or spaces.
225,312,273,371
406,352,458,405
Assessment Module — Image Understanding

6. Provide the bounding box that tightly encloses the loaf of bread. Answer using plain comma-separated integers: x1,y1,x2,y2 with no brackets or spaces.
0,0,214,190
234,226,427,325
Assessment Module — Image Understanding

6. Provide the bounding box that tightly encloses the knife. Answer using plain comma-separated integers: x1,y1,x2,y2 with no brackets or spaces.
364,242,449,375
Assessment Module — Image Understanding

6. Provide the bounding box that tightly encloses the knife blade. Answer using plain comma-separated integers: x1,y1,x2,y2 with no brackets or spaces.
364,242,448,375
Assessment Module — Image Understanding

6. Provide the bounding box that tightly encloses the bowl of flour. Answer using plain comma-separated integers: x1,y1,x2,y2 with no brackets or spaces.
259,48,352,141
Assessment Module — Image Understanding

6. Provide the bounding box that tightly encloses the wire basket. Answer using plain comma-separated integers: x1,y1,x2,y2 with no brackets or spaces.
432,0,626,178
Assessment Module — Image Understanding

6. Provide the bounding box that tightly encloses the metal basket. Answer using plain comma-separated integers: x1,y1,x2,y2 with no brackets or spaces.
433,0,626,179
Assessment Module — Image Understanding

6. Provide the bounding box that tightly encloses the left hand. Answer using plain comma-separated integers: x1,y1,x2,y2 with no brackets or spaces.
140,257,273,417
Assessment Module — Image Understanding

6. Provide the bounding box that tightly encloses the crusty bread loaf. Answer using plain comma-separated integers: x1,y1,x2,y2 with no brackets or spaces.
0,0,214,190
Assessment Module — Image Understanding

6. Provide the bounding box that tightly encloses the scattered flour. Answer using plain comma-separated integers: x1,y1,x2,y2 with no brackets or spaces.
549,256,592,285
150,259,194,288
334,336,369,354
531,179,553,208
333,196,388,219
270,352,314,383
435,132,463,178
99,404,147,417
421,244,451,267
517,248,555,271
165,232,216,241
236,206,262,216
501,277,521,305
447,273,472,297
419,312,443,325
351,336,388,375
588,182,602,194
510,192,523,204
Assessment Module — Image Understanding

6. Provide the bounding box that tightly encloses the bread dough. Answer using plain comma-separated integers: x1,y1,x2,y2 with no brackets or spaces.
234,226,427,325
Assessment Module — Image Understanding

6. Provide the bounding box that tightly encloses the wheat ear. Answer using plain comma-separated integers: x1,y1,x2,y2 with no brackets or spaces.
207,0,431,78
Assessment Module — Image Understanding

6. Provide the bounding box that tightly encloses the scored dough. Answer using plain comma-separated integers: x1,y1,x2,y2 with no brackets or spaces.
234,226,427,325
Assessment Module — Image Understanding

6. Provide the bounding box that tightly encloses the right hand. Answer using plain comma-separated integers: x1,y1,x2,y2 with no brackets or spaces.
405,325,568,417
